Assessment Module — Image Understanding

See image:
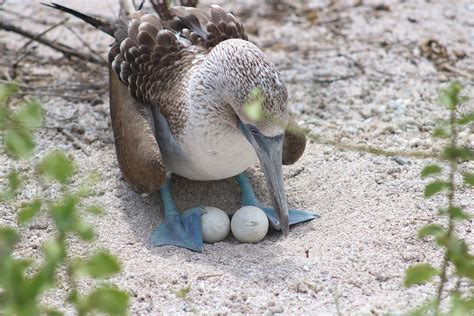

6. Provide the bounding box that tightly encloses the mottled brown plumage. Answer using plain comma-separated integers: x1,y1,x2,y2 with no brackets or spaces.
109,58,166,193
283,116,306,165
47,3,306,190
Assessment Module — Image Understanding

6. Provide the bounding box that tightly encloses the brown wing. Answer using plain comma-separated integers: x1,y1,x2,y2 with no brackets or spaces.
108,11,187,103
108,6,248,134
169,5,248,48
109,59,166,193
282,116,307,165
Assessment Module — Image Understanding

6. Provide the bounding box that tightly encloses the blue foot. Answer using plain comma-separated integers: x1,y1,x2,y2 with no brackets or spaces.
150,178,203,252
262,207,319,229
235,172,318,230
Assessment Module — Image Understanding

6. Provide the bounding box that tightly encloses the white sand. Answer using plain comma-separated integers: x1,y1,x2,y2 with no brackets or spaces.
1,0,473,314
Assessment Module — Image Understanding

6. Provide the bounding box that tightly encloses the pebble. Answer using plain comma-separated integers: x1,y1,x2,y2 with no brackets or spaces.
392,157,411,166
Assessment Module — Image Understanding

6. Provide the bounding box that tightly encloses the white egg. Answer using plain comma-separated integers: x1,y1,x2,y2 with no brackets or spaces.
200,207,230,243
231,206,269,243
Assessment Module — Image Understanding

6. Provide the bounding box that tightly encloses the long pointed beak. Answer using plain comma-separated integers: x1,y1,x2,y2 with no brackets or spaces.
240,124,289,236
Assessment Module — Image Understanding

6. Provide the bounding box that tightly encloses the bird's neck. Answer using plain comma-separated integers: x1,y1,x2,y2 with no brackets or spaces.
186,61,245,131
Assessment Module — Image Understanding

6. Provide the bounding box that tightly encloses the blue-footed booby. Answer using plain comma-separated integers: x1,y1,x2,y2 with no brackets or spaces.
46,2,317,252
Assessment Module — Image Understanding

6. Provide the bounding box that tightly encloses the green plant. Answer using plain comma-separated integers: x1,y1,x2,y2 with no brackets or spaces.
0,83,128,315
404,82,474,315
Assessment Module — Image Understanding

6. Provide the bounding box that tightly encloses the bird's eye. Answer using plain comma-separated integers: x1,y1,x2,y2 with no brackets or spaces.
248,125,259,135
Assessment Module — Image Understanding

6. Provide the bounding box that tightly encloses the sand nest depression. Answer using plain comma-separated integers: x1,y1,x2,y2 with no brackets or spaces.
0,0,473,314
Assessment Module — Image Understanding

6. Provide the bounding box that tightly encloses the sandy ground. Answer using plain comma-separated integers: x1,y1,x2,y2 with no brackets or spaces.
1,0,473,314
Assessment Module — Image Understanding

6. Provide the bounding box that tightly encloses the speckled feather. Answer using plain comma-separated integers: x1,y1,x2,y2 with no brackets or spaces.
47,3,306,191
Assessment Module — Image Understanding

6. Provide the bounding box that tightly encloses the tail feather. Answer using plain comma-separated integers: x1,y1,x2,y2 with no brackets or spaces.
42,2,114,36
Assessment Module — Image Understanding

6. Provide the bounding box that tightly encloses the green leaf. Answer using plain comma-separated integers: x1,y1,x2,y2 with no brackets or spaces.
0,105,8,129
447,238,474,279
76,251,121,279
38,152,75,184
4,128,35,158
2,169,23,200
404,264,439,287
18,199,42,224
450,295,474,315
457,112,474,125
85,287,128,315
0,226,19,254
448,206,471,220
43,309,64,316
48,195,77,234
407,299,436,316
424,181,450,198
418,224,446,239
432,126,450,138
14,99,43,128
174,286,191,299
43,238,66,264
0,83,18,105
463,172,474,187
442,146,474,161
85,205,103,215
421,165,442,178
438,81,463,110
438,94,455,109
8,170,22,192
243,88,265,122
73,220,94,241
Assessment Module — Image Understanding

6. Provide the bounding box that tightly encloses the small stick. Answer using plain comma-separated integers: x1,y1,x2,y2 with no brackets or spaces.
10,18,70,77
56,127,91,156
180,0,199,7
0,7,57,25
65,25,107,64
0,19,106,65
118,0,131,17
150,0,174,20
306,132,439,160
195,273,223,280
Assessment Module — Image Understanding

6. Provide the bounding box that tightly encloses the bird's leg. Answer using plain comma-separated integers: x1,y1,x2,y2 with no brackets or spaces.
235,172,318,230
150,177,204,252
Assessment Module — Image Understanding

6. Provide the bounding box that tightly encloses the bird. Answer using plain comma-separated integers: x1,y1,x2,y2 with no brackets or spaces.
44,2,317,252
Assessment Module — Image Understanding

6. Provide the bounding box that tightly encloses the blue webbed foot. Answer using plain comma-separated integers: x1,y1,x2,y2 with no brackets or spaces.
262,207,319,229
150,178,203,252
235,172,318,231
150,207,203,252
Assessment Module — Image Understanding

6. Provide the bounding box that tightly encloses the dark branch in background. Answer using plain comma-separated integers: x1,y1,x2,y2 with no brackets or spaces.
8,18,69,79
150,0,198,20
0,19,106,65
118,0,131,17
150,0,173,20
180,0,199,7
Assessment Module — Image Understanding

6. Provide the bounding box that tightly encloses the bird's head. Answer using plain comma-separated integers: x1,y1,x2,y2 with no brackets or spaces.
192,38,291,235
237,86,290,236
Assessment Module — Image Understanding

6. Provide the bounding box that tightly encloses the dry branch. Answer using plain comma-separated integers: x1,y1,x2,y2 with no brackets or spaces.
150,0,173,20
0,19,106,65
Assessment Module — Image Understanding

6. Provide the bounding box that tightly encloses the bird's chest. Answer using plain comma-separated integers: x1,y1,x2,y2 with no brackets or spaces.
170,123,257,181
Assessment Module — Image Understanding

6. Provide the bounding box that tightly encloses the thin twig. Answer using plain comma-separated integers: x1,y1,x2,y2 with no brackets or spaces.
118,0,131,17
0,19,106,65
312,74,359,84
9,18,70,78
17,18,69,53
65,25,107,64
305,130,439,160
0,7,57,25
180,0,199,6
150,0,174,20
56,127,91,156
